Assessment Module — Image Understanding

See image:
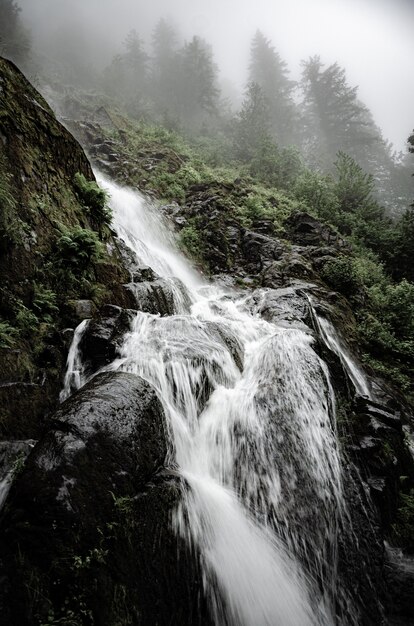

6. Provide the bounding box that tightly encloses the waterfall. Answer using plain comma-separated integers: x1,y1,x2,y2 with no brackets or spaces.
60,318,90,402
312,308,372,399
62,174,357,625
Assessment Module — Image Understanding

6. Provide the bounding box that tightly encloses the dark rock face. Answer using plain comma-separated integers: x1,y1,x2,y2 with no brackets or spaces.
285,211,348,249
0,372,212,626
240,230,287,274
252,283,414,625
79,305,135,375
126,277,191,316
0,58,132,438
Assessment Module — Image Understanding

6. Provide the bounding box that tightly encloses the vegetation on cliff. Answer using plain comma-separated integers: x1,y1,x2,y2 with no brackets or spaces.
67,109,414,402
0,57,131,437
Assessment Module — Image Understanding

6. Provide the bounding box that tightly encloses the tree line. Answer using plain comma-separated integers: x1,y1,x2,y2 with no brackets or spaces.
1,1,413,222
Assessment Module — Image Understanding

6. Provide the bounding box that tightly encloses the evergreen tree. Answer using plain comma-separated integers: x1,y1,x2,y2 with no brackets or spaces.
175,36,220,131
0,0,30,64
301,56,380,170
150,19,180,123
233,82,271,161
248,30,297,145
386,131,414,281
103,29,149,118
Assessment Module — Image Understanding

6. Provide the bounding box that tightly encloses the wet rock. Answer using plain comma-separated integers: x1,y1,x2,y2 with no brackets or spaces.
0,372,213,626
241,230,287,273
79,305,135,375
70,299,97,320
205,321,244,371
261,261,285,288
0,439,36,511
126,278,191,316
253,287,312,330
132,265,157,282
355,397,403,432
385,544,414,624
285,211,348,248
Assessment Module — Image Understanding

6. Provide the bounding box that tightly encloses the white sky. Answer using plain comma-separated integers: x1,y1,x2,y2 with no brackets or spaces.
21,0,414,151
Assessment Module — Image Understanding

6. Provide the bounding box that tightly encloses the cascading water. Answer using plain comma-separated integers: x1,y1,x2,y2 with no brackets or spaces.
63,174,357,625
311,306,372,400
60,318,90,402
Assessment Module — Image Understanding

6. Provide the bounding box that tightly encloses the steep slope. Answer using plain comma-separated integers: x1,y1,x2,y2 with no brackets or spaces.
0,58,132,438
0,63,413,625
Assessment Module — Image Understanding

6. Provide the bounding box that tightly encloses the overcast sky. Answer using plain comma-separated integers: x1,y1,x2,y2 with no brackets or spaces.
21,0,414,151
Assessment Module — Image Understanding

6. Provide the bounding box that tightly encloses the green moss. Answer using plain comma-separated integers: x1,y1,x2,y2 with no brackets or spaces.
73,173,112,226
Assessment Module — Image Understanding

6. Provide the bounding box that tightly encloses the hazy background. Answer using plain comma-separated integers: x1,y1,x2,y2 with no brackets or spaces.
19,0,414,151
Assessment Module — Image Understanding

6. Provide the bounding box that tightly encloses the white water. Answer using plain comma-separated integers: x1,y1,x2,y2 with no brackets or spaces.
0,440,36,512
64,175,355,625
314,313,372,399
60,319,90,402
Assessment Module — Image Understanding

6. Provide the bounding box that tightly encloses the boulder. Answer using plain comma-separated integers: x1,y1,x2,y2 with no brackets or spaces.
285,212,348,248
79,305,135,375
126,277,191,316
241,230,287,273
0,372,213,626
253,287,312,330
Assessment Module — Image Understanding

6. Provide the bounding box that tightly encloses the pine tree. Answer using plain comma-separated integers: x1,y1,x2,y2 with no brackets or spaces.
301,56,380,169
233,82,271,161
0,0,30,64
175,36,220,131
150,19,180,123
248,30,297,145
103,29,149,118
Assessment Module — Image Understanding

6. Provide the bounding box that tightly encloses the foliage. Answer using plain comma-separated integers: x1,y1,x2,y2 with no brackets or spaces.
32,284,59,323
321,256,361,298
73,173,112,226
0,0,31,64
249,30,297,145
55,226,103,273
0,319,17,348
232,82,271,161
0,152,25,247
293,169,339,221
249,139,303,189
392,490,414,551
15,304,38,336
179,224,203,259
334,152,379,215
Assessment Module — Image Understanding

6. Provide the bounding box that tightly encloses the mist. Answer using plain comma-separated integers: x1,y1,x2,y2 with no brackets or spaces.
19,0,414,151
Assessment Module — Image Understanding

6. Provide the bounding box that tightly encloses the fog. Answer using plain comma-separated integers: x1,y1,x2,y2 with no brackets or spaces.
19,0,414,150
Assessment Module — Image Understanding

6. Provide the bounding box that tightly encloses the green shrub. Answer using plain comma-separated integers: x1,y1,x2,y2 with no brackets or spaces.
321,256,361,297
0,320,17,348
55,226,103,272
179,225,202,259
16,305,39,336
293,170,340,221
250,140,303,189
368,280,414,341
33,284,59,323
74,173,112,225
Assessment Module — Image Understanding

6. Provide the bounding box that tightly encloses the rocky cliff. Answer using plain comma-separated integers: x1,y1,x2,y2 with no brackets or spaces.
0,58,134,439
0,59,413,625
